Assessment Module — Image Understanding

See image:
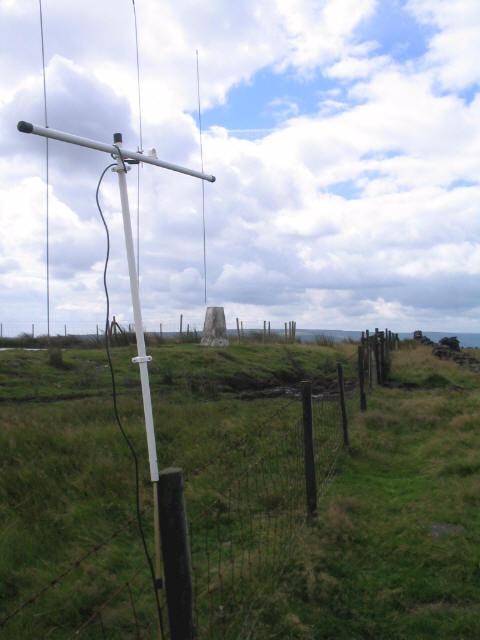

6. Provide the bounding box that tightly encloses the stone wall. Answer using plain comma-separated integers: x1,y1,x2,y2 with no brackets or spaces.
414,330,480,374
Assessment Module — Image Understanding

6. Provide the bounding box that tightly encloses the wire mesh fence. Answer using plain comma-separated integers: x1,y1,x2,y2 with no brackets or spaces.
1,325,387,640
188,415,305,639
312,395,344,499
173,389,346,639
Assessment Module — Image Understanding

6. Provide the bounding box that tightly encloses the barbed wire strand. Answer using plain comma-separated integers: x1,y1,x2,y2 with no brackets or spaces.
127,581,141,639
0,512,143,629
66,563,147,639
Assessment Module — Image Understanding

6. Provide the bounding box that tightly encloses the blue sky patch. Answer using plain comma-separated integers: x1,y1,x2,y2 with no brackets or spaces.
327,179,363,200
355,0,437,63
197,66,339,136
447,178,478,190
361,149,404,161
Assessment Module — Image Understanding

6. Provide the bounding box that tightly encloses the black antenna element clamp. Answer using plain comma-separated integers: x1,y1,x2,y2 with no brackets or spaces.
113,132,122,144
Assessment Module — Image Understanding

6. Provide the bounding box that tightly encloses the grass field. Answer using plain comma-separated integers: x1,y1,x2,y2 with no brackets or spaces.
257,345,480,639
1,340,480,638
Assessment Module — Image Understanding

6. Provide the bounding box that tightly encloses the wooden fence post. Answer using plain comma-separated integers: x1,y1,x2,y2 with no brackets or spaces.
263,320,266,343
337,363,349,448
300,381,317,517
236,317,241,343
157,468,195,640
380,331,386,384
365,330,371,389
358,346,367,412
179,314,183,341
374,329,381,385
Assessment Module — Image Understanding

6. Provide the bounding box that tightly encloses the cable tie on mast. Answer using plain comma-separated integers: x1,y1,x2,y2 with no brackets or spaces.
112,144,129,173
132,355,152,364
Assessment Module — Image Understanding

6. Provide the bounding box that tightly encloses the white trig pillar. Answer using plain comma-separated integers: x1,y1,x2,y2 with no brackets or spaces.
201,306,229,346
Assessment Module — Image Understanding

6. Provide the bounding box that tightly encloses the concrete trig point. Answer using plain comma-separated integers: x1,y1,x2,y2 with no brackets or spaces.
201,306,229,346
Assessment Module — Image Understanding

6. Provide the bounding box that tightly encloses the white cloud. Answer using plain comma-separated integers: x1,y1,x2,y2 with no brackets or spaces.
2,0,480,334
326,54,390,80
407,0,480,90
275,0,377,72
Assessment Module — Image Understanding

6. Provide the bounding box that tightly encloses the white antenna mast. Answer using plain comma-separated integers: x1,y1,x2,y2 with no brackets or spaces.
17,119,215,631
18,120,214,472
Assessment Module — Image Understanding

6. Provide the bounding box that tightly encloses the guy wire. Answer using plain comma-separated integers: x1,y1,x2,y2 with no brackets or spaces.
132,0,143,287
38,0,50,337
196,49,207,305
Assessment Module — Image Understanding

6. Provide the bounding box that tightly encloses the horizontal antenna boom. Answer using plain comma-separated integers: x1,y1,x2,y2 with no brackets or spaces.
17,120,216,182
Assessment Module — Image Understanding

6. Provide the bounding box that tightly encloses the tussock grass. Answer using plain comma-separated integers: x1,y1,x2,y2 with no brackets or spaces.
0,342,357,402
1,342,318,637
3,340,480,638
248,348,480,639
391,344,479,389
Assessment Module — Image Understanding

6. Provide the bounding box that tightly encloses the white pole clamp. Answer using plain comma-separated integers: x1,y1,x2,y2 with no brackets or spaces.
132,355,153,364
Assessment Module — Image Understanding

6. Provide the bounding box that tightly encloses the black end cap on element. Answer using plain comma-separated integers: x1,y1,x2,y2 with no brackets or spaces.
113,132,122,144
17,121,33,133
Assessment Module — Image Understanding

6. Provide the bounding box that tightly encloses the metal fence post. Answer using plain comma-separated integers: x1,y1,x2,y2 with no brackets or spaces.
337,363,349,448
157,468,195,640
300,381,317,518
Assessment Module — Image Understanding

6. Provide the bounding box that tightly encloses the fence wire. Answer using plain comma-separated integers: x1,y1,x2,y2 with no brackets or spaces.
189,416,304,639
312,396,343,499
2,386,346,639
187,392,344,639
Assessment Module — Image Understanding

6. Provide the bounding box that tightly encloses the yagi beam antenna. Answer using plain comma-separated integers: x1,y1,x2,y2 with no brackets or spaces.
18,118,215,482
17,121,216,182
18,118,216,632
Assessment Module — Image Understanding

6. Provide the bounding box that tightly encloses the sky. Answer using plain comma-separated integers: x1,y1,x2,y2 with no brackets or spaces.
1,0,480,336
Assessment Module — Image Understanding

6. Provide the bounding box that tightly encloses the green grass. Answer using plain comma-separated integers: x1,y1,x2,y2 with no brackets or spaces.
1,391,304,638
252,347,480,639
2,341,480,638
1,341,354,638
0,341,355,402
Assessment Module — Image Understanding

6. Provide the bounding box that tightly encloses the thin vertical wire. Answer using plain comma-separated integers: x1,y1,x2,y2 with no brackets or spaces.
132,0,143,287
38,0,50,337
196,49,207,306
